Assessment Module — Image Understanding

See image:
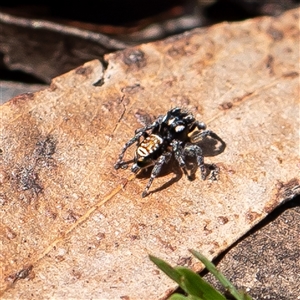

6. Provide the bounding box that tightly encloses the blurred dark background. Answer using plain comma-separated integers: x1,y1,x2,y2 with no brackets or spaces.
0,0,299,101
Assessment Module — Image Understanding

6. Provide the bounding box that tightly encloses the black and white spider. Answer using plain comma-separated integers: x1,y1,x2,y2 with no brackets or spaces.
114,107,225,197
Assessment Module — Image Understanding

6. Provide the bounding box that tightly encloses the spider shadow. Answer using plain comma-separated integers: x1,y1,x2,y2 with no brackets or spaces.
136,156,184,195
196,134,226,158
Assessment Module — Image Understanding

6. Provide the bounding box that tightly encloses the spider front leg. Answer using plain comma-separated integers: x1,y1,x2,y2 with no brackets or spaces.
183,143,206,180
142,152,172,198
114,130,146,170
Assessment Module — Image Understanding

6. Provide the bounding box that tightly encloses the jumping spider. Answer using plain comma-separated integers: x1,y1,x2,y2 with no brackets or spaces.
114,107,225,197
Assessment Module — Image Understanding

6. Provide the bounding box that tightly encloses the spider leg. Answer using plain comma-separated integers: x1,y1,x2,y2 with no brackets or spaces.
183,143,206,180
171,140,190,179
114,130,146,169
114,121,159,170
208,163,219,181
142,152,172,198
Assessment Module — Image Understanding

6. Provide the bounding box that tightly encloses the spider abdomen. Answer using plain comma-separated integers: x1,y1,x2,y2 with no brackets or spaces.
136,134,163,157
131,134,164,172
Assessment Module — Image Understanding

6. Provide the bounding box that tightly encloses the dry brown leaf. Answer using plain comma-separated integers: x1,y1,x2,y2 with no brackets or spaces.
1,8,299,299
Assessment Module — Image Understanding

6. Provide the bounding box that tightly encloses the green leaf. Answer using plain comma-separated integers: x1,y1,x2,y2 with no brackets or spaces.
149,255,225,299
190,250,253,300
168,294,205,300
168,293,190,300
175,267,226,300
238,291,253,300
149,253,253,300
149,255,183,286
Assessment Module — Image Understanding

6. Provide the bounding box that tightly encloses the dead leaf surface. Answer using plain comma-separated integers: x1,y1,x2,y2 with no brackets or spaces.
0,8,299,300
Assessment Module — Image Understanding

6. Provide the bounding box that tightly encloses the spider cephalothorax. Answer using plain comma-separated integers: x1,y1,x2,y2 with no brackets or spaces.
114,107,225,197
